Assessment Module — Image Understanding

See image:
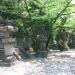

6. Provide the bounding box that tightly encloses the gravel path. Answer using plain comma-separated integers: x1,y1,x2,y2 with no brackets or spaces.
0,50,75,75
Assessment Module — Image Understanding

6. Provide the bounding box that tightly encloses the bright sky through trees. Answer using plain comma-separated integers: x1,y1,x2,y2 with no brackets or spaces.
71,0,75,4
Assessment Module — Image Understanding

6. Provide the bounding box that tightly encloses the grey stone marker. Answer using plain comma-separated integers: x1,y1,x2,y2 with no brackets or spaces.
37,34,48,57
0,21,20,65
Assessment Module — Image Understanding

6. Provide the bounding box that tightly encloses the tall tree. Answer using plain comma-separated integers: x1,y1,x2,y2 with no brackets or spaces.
0,0,75,50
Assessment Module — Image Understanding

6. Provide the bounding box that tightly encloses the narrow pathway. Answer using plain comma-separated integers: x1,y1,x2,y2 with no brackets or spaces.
0,49,75,75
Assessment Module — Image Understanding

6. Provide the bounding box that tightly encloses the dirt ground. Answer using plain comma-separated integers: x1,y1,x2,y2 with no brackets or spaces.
0,49,75,75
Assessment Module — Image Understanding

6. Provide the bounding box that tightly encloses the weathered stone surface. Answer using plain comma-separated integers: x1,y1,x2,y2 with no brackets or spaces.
5,56,17,63
36,34,48,57
0,18,20,64
0,26,18,32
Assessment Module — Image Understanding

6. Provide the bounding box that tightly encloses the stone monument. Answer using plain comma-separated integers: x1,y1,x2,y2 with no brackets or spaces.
36,34,48,57
0,18,20,64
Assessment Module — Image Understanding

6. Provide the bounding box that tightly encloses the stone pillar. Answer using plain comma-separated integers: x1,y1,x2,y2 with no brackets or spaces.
23,37,32,51
2,38,15,56
2,38,18,63
62,31,69,51
37,34,48,57
0,25,20,63
57,30,69,51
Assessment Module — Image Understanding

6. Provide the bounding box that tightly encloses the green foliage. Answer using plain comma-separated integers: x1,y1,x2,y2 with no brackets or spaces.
0,0,75,50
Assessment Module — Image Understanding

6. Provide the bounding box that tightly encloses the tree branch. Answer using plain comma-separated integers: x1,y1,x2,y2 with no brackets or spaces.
68,4,75,7
61,12,75,15
52,0,72,24
46,0,72,49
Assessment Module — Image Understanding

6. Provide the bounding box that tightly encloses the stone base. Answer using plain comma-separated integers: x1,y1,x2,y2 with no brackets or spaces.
3,53,21,66
4,55,17,63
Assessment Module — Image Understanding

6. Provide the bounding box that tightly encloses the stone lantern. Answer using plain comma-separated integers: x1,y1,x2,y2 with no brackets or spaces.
36,34,48,57
0,19,20,64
